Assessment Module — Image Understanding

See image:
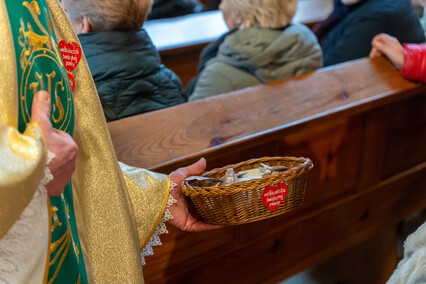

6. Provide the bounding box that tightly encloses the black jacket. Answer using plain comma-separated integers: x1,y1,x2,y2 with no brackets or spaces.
322,0,425,66
79,29,186,121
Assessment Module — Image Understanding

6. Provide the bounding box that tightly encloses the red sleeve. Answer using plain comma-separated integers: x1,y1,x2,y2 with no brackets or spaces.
400,44,426,83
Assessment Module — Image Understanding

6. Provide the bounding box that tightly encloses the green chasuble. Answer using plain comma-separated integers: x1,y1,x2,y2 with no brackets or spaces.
0,0,171,282
5,0,87,282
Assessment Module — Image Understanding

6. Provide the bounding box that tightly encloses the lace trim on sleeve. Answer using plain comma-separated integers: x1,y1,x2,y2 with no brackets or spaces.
0,151,54,283
141,181,177,265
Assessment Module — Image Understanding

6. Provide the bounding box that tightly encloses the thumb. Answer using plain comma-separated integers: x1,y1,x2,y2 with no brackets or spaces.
182,158,207,177
31,91,52,132
173,158,207,182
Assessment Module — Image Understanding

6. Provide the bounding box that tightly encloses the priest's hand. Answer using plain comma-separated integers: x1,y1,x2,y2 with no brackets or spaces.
31,91,79,196
168,158,221,232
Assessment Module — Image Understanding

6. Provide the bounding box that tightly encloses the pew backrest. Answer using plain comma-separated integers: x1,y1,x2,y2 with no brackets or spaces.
108,57,424,173
108,57,426,283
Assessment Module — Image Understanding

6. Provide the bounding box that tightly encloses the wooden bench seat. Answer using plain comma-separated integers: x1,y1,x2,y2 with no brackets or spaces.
144,0,333,86
108,57,426,283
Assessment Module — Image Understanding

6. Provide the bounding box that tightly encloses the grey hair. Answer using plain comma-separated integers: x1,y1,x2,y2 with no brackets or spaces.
230,0,297,29
63,0,152,31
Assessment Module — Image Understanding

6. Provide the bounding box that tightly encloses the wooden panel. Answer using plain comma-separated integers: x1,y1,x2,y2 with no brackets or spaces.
108,58,426,283
143,161,426,283
383,94,426,177
144,10,228,52
108,57,425,173
159,43,207,88
357,106,392,189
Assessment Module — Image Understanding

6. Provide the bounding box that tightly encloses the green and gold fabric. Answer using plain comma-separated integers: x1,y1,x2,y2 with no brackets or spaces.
0,0,170,283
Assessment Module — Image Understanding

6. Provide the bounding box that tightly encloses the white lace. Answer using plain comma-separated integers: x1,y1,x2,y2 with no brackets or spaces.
141,181,177,265
0,151,54,284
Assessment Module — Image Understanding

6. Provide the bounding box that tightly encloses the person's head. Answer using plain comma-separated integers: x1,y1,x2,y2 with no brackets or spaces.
219,0,297,30
61,0,152,34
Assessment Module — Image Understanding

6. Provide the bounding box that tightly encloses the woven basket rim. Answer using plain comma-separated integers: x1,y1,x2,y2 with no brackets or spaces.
182,156,313,197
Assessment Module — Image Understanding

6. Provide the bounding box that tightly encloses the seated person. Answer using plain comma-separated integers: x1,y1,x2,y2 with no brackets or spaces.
186,0,322,101
370,33,426,284
313,0,425,67
62,0,186,121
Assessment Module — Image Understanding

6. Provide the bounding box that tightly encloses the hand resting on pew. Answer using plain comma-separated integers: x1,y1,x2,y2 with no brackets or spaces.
370,33,426,82
370,33,404,69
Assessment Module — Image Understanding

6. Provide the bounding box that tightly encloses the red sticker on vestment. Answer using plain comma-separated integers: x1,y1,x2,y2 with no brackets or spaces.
67,73,75,92
262,183,287,211
58,40,82,72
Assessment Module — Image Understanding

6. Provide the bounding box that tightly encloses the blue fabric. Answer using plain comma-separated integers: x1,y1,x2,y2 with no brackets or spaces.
323,0,425,66
79,29,186,120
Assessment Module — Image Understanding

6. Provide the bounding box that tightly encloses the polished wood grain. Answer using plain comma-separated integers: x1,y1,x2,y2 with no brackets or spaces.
108,57,423,172
108,57,426,283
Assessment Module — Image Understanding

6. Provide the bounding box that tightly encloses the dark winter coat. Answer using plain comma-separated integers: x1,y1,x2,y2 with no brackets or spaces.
79,29,186,121
322,0,425,66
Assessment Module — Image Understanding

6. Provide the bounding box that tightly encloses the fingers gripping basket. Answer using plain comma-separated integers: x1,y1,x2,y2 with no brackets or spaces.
182,157,313,226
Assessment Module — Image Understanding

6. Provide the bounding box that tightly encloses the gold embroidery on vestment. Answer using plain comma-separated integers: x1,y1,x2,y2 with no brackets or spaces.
48,195,73,283
18,1,71,129
50,206,61,231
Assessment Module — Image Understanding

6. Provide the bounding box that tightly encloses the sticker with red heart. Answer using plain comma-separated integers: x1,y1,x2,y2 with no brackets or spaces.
262,183,287,211
58,40,82,72
67,73,75,92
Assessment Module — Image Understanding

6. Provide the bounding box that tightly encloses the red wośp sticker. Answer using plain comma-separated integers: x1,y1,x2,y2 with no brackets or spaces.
58,40,82,72
262,183,287,211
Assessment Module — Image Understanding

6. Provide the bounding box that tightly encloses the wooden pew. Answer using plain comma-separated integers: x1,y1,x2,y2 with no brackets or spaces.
108,57,426,283
144,0,333,86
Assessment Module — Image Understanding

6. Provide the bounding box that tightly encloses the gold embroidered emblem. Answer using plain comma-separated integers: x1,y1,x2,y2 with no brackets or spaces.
18,1,73,131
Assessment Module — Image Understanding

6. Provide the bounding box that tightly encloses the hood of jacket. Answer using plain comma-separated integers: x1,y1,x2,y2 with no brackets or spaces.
78,29,185,120
79,29,162,82
215,24,322,83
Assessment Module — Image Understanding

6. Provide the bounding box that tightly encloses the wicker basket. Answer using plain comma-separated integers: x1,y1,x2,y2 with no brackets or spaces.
182,157,313,226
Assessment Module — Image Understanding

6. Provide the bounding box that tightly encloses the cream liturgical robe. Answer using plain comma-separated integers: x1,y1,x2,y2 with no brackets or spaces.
0,0,170,282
